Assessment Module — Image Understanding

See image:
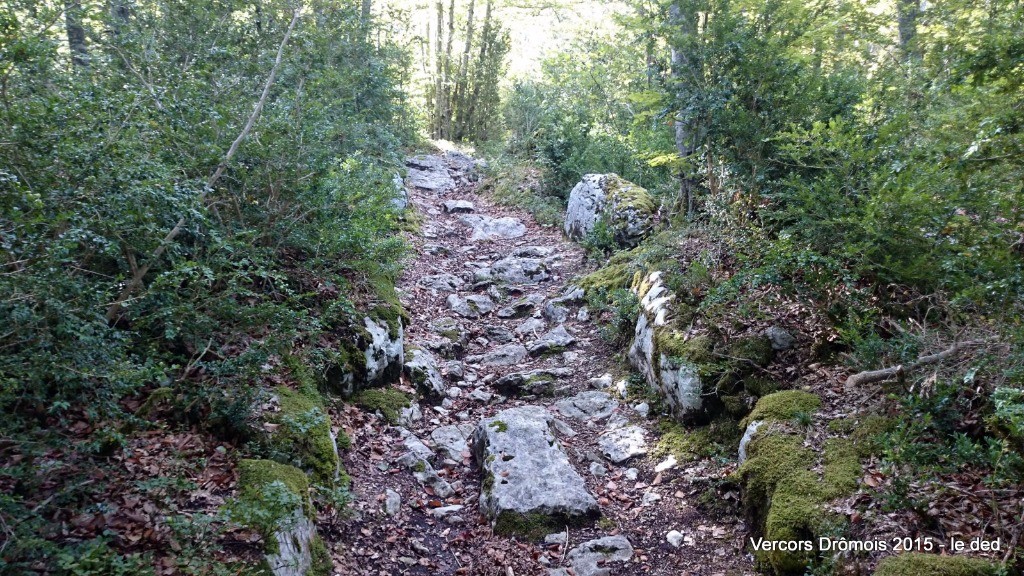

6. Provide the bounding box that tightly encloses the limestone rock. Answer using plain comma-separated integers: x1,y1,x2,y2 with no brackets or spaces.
493,368,573,396
527,325,576,356
418,273,464,293
515,317,547,336
443,199,475,213
563,535,634,576
628,271,704,419
597,425,647,464
458,214,527,241
738,419,764,463
404,349,446,397
765,325,796,351
490,256,550,284
473,406,599,532
466,343,528,367
564,174,656,248
497,294,544,318
430,424,474,461
406,155,455,194
554,391,619,421
447,294,496,318
484,325,515,344
384,489,402,516
361,316,404,391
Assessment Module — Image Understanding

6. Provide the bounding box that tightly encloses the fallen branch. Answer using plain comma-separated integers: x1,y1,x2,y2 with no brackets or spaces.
844,337,996,388
105,8,302,322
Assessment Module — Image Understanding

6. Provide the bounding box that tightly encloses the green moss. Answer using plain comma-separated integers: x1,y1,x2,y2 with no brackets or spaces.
238,459,310,502
743,376,781,398
273,386,339,485
851,415,895,457
656,332,714,364
721,393,753,417
822,439,860,497
235,459,313,553
309,535,333,576
605,174,655,214
370,304,406,339
763,468,821,572
577,262,635,293
873,553,999,576
827,417,857,434
489,420,508,433
736,434,815,514
657,417,744,461
493,510,597,540
728,335,774,368
352,387,410,424
738,432,863,574
743,390,821,427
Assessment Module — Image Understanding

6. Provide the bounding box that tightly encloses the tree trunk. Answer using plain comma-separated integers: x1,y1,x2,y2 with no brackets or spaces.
442,0,456,138
361,0,371,24
453,0,476,140
434,0,444,138
465,0,492,140
896,0,920,58
109,0,129,36
670,3,700,218
64,1,88,68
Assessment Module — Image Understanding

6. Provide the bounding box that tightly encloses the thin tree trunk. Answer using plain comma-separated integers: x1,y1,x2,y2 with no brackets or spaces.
465,0,492,139
64,1,88,67
671,2,699,217
453,0,475,139
108,0,129,36
442,0,456,138
105,10,302,322
434,0,444,138
361,0,371,24
896,0,920,59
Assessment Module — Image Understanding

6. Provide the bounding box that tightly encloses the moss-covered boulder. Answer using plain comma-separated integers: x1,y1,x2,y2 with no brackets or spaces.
270,386,341,486
564,174,657,248
873,553,1000,576
233,459,332,576
735,424,861,574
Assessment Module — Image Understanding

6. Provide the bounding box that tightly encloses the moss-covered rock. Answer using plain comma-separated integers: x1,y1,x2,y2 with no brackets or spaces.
235,459,312,540
656,417,744,461
728,335,774,368
272,386,340,485
656,332,714,364
742,390,822,427
578,262,635,293
352,387,411,424
873,553,999,576
743,376,782,398
736,430,862,574
564,173,657,249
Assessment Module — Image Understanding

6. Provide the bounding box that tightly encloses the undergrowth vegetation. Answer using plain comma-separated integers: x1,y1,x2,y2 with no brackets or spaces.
0,1,412,571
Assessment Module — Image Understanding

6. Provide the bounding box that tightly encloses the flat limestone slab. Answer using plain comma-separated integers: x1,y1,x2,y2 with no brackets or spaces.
473,406,599,535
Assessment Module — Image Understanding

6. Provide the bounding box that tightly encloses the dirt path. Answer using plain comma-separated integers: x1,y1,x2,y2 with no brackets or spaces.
328,152,756,576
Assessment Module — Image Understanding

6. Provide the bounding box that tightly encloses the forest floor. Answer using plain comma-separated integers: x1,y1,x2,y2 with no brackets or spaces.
325,152,757,576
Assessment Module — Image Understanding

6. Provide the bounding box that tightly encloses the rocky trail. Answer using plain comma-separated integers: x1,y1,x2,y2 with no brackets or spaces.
329,152,756,576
